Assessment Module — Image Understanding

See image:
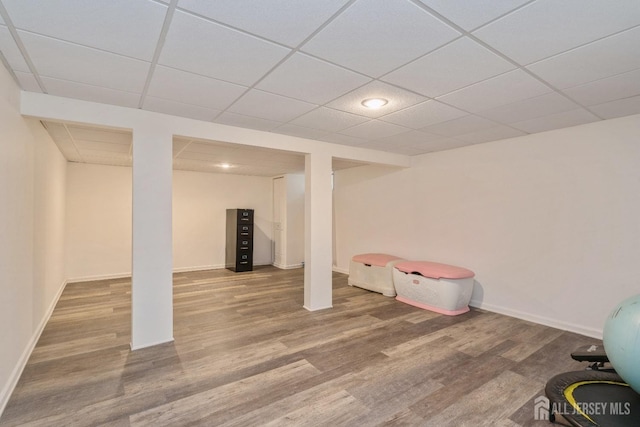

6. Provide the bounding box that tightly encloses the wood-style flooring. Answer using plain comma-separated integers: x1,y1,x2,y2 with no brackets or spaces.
1,266,597,426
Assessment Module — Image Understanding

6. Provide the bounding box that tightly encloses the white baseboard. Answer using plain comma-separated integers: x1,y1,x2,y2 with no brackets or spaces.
332,265,349,274
173,264,223,273
0,278,67,417
273,262,304,270
469,299,603,339
66,271,131,283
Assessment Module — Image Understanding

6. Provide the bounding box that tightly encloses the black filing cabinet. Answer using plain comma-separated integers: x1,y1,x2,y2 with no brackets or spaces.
226,209,254,272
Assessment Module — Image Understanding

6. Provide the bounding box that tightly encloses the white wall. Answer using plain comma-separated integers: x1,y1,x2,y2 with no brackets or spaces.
334,114,640,338
65,163,132,280
65,164,273,280
173,169,273,271
285,174,305,268
0,66,66,413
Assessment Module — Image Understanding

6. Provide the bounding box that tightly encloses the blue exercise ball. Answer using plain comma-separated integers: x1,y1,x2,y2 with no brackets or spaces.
603,294,640,394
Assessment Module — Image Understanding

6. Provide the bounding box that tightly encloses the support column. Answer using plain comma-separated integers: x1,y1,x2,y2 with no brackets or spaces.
131,124,173,350
304,152,333,311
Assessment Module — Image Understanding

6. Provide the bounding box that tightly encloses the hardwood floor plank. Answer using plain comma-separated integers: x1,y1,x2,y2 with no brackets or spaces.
0,266,602,427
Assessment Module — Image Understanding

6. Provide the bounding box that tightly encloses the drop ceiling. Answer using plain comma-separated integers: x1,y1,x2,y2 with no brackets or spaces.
2,0,640,175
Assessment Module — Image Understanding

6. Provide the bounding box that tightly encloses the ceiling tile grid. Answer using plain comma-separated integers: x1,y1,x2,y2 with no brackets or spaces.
2,0,640,176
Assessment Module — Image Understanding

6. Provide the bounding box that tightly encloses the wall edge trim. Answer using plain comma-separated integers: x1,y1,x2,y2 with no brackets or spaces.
0,278,67,417
470,299,603,339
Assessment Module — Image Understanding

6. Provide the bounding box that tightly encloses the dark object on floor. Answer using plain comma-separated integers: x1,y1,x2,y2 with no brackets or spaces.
545,370,640,427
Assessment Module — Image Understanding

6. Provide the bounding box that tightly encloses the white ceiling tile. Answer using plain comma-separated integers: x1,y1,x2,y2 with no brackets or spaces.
421,114,498,137
477,92,579,124
408,137,471,153
181,141,223,154
147,66,246,110
0,26,29,72
455,125,526,144
417,0,530,31
178,150,225,162
73,140,130,153
340,119,409,139
382,37,515,97
273,123,330,140
42,121,70,139
172,138,191,156
256,53,370,104
15,71,41,92
289,107,369,132
511,108,601,133
21,32,150,93
333,158,368,171
325,80,426,118
42,122,83,160
214,111,283,132
379,100,467,129
437,69,552,112
2,0,167,60
78,150,132,162
527,27,640,90
142,96,220,121
318,133,368,147
589,96,640,120
159,10,291,86
40,77,141,108
176,0,350,47
67,125,131,144
227,89,317,122
473,0,640,64
361,139,420,154
563,69,640,107
302,0,459,77
373,129,448,147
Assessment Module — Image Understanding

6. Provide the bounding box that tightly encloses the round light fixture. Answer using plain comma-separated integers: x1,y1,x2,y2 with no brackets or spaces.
361,98,388,109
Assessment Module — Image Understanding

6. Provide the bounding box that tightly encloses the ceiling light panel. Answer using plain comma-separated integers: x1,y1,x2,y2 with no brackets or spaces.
302,0,460,77
326,80,426,118
473,0,640,65
2,0,167,61
176,0,350,47
158,10,291,86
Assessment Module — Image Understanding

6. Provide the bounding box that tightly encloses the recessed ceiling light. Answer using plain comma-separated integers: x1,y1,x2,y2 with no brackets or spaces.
218,163,232,169
361,98,388,109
